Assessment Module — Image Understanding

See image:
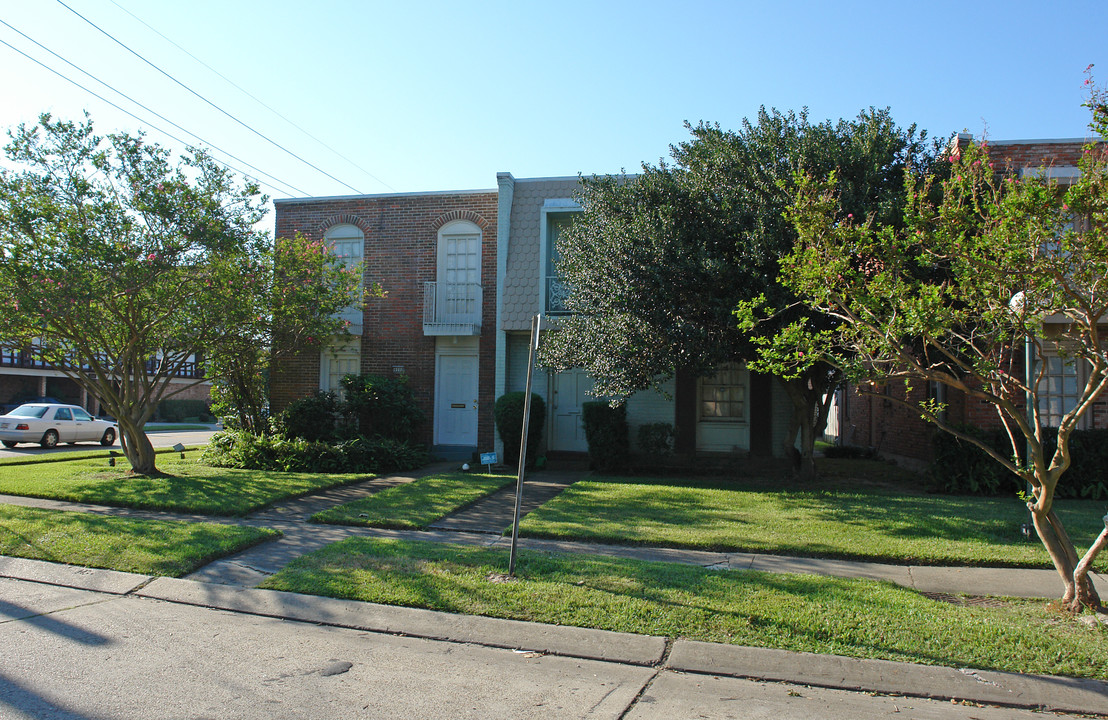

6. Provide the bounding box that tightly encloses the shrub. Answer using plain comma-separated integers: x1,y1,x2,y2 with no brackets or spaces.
341,374,424,442
201,429,427,474
929,425,1017,496
1040,427,1108,500
582,401,629,472
636,422,674,457
822,444,877,460
157,399,213,423
270,391,343,442
928,425,1108,499
494,392,546,466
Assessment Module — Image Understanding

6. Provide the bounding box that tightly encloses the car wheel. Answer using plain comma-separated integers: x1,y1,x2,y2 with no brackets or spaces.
1,441,16,448
40,430,59,449
100,428,116,447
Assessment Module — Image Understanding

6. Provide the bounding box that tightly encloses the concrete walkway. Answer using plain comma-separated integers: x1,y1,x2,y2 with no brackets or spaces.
2,466,1108,715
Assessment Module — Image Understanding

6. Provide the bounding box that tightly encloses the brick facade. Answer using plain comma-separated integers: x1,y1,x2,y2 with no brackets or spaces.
271,190,499,452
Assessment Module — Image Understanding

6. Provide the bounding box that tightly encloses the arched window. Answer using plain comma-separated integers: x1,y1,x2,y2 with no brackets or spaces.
319,224,364,393
324,224,364,335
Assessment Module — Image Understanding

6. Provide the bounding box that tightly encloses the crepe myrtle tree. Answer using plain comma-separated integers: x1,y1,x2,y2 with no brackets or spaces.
0,113,357,474
205,232,370,435
543,108,932,478
779,74,1108,610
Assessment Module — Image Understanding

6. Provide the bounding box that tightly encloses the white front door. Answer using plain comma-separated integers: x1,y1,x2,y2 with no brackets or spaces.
436,354,478,446
550,369,593,452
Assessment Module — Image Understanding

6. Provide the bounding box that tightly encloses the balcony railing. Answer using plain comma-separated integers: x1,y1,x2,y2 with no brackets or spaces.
546,276,571,314
1,347,203,379
423,282,482,336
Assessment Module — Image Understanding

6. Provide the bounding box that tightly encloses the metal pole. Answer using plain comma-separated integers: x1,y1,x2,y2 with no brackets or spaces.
509,314,541,576
1025,333,1035,539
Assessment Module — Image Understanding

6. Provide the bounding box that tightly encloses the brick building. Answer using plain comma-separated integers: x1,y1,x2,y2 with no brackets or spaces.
831,135,1106,465
270,188,499,458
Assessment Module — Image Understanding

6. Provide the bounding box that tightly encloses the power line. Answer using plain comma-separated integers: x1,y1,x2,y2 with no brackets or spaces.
108,0,397,193
0,32,305,198
57,0,367,195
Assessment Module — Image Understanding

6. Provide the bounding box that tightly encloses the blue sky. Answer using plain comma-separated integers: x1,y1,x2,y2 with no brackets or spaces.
1,0,1105,228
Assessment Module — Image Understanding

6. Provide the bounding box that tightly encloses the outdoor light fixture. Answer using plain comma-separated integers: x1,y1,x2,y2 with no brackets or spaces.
173,442,186,459
108,450,119,467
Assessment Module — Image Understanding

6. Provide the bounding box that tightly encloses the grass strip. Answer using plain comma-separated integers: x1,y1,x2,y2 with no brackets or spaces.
0,445,206,467
0,455,373,516
312,472,515,529
516,478,1108,570
0,504,278,576
260,536,1108,680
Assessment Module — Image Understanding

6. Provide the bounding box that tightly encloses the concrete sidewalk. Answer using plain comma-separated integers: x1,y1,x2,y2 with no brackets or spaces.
1,556,1106,716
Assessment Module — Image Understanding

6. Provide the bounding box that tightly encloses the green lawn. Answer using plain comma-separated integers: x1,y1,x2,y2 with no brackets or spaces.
261,537,1108,680
313,472,515,529
0,504,278,576
516,475,1108,569
0,445,204,467
0,455,373,516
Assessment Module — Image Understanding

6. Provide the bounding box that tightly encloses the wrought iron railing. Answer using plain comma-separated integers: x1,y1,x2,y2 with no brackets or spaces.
546,275,571,314
423,282,483,335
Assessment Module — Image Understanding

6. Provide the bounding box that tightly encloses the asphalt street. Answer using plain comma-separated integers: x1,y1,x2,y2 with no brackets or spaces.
0,576,1085,720
0,428,218,460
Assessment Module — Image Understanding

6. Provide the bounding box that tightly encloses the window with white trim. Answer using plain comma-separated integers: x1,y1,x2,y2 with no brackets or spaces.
699,364,747,421
1036,353,1083,428
324,224,364,335
539,201,581,315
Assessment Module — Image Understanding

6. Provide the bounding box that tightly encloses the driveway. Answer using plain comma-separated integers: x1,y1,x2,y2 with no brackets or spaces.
0,426,219,460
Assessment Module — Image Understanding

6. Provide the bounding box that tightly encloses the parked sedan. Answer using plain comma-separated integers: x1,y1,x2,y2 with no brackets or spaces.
0,404,117,448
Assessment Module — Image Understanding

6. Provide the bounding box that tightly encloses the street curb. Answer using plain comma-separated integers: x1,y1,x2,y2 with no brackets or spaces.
0,556,152,595
669,640,1108,716
137,576,668,667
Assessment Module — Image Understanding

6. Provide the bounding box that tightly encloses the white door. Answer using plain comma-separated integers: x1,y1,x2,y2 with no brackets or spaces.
436,354,478,446
550,369,593,452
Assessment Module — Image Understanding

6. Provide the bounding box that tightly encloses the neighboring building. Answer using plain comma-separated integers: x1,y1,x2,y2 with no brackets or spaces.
0,349,208,416
494,173,798,462
833,135,1107,465
269,188,499,459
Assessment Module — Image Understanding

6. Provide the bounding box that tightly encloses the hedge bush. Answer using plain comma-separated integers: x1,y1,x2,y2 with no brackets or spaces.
582,401,629,472
929,425,1108,499
822,444,878,460
341,374,424,442
636,422,674,457
201,430,427,474
157,399,213,423
494,392,546,466
270,391,345,442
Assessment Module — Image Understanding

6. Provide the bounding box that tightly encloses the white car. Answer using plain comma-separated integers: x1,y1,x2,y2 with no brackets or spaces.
0,403,117,449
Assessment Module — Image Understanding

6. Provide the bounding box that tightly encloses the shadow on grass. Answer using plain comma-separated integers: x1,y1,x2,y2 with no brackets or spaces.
0,505,278,576
259,537,1108,679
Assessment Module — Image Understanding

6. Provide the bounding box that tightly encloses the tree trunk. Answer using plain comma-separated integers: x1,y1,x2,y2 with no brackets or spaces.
1033,506,1104,612
117,416,159,475
780,375,838,482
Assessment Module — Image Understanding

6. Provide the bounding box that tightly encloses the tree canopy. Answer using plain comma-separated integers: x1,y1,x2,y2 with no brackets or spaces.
0,114,359,473
542,107,934,476
780,75,1108,610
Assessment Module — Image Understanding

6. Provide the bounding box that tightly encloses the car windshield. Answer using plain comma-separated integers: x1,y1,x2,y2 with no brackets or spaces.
8,405,49,418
